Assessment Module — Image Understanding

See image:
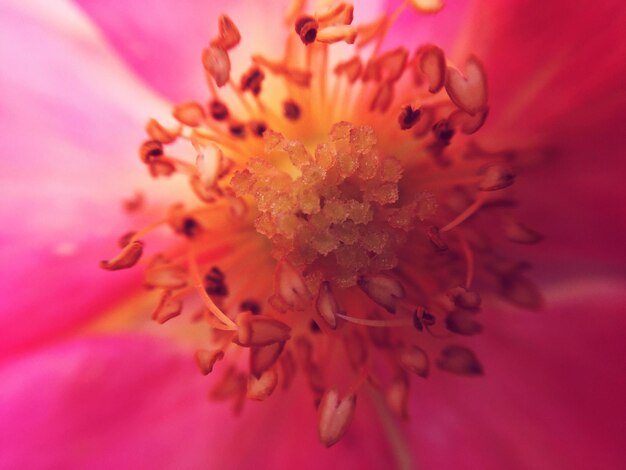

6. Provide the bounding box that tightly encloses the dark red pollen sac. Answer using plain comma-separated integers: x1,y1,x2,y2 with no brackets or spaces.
295,15,319,45
229,122,246,138
249,120,268,137
205,267,229,297
398,105,421,130
427,226,448,251
182,217,201,237
432,119,455,143
240,299,262,315
209,100,229,120
139,140,164,163
283,100,301,120
240,66,265,95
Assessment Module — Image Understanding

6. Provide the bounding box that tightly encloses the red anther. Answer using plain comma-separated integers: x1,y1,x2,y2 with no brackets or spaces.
333,56,362,83
250,341,285,378
208,100,229,120
357,273,405,313
195,349,224,375
146,119,178,143
445,55,488,116
417,44,445,93
398,345,429,378
316,281,340,329
283,100,302,120
173,101,206,127
247,369,278,401
427,226,448,251
236,312,291,347
100,240,144,270
295,15,319,45
210,15,241,50
240,66,265,95
447,286,482,310
445,311,483,336
139,140,163,163
479,164,515,191
202,46,231,87
449,107,489,134
398,105,421,130
318,388,357,448
504,220,544,244
437,345,484,376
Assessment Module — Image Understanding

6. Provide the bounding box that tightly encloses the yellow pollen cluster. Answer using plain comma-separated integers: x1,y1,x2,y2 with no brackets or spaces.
99,0,546,453
232,122,435,288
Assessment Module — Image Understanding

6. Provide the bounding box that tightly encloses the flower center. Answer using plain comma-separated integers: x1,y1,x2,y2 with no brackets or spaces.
101,0,544,449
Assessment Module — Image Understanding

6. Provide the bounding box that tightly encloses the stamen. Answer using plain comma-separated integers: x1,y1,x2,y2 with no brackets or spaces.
335,312,413,328
295,15,319,45
100,240,144,270
318,388,357,448
202,46,231,87
209,100,229,120
283,99,302,120
436,345,484,376
250,341,285,378
247,368,278,400
445,55,488,116
504,220,544,244
398,345,429,377
210,15,241,50
417,44,445,93
357,273,405,314
398,105,421,130
195,349,225,375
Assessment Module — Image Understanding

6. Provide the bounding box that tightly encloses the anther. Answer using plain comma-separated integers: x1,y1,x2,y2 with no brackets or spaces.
240,299,262,315
100,240,144,270
195,349,225,375
210,15,241,50
436,345,484,376
357,273,405,314
318,388,357,448
377,47,408,82
250,342,285,378
316,281,340,329
240,66,265,95
447,286,482,310
333,56,362,83
151,290,183,324
248,120,268,137
209,100,229,120
236,312,291,347
228,122,246,139
202,46,231,87
283,100,302,120
504,220,544,244
139,140,163,163
398,345,429,378
409,0,445,13
432,119,455,143
146,119,178,144
181,217,201,238
445,55,488,116
173,101,206,127
445,311,483,336
427,226,448,251
295,15,319,45
370,81,393,113
247,369,278,401
417,44,445,93
316,25,357,44
449,107,489,134
398,105,421,130
479,164,515,191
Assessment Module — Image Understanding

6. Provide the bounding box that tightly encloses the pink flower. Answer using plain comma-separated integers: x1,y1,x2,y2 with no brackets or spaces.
1,0,625,468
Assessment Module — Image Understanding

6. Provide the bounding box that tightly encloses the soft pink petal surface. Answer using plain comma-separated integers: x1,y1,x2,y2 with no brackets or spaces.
72,0,287,102
0,335,396,469
0,1,168,356
409,279,626,469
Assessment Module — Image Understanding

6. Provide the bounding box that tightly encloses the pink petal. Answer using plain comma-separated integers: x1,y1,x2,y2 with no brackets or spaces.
73,0,287,101
0,335,395,468
0,1,168,356
383,0,473,52
408,279,626,469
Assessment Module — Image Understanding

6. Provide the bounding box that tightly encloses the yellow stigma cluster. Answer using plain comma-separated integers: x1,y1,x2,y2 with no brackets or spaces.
232,122,436,288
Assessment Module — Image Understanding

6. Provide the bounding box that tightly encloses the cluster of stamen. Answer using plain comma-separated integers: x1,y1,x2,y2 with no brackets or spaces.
102,0,544,449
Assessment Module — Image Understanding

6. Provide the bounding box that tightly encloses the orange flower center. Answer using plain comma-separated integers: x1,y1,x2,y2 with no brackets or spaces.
101,0,544,448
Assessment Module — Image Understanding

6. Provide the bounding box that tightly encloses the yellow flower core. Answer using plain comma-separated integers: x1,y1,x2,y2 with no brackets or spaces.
102,0,544,448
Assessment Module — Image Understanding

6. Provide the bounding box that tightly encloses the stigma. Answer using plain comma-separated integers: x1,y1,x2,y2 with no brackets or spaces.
102,0,543,448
